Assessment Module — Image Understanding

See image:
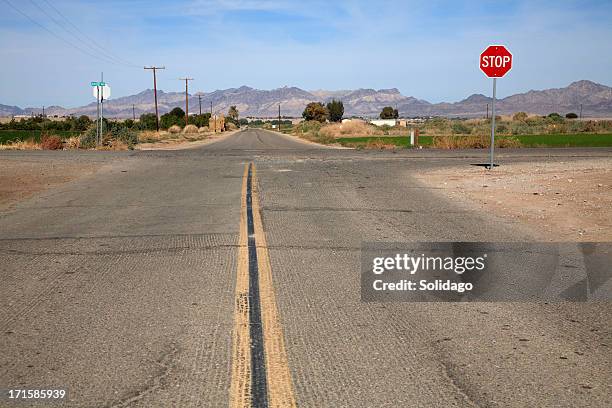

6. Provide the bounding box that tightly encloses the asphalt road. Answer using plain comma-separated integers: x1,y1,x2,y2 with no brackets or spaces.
1,129,611,407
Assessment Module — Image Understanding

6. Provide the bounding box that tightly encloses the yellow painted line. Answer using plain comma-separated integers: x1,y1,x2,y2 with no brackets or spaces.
251,164,297,408
230,163,251,408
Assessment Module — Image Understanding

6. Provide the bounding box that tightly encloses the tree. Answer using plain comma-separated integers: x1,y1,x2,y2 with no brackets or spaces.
326,100,344,122
160,107,186,129
302,102,328,123
380,106,398,119
565,112,578,119
188,113,210,127
228,106,239,121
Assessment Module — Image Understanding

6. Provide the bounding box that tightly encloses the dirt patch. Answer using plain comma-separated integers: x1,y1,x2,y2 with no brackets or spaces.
415,159,612,241
136,130,238,150
0,158,104,209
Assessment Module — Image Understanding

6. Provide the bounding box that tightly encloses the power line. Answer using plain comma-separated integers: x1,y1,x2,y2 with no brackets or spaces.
2,0,135,67
36,0,140,68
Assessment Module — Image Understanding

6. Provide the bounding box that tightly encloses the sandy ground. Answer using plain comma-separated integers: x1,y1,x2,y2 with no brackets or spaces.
135,130,239,150
415,158,612,241
0,155,120,210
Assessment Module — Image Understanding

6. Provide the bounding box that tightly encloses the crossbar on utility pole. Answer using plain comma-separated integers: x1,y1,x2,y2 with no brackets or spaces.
179,78,194,127
144,66,165,131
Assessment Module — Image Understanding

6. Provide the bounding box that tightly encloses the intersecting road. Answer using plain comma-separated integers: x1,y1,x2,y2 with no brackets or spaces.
1,129,611,407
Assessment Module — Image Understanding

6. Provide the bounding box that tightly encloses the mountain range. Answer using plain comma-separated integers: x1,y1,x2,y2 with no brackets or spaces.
2,80,611,119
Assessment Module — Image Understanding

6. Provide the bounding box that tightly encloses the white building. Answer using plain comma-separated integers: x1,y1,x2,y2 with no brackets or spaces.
369,119,398,127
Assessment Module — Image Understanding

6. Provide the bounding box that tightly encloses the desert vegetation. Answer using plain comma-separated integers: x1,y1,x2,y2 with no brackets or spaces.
293,114,612,149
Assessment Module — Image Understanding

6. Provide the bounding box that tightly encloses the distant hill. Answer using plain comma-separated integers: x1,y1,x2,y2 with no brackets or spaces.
4,80,611,118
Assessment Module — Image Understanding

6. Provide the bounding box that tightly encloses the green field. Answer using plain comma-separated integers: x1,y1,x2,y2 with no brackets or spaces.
0,130,80,144
336,133,612,148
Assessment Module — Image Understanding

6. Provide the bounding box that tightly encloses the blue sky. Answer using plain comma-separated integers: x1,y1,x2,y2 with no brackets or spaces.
1,0,611,107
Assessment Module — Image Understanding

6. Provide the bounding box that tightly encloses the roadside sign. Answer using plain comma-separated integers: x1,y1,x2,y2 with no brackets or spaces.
92,85,111,100
90,81,106,87
480,44,512,170
480,45,512,78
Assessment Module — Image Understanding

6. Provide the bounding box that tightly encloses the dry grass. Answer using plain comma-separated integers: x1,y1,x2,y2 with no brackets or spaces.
319,121,383,138
183,124,199,134
432,135,522,149
363,140,397,150
64,137,80,149
198,126,209,133
0,139,41,150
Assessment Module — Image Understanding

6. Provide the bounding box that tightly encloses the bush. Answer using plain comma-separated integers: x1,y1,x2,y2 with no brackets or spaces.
183,124,199,134
513,112,528,121
168,125,182,134
79,125,98,148
139,113,158,130
41,134,63,150
198,126,209,133
451,122,470,134
566,112,578,119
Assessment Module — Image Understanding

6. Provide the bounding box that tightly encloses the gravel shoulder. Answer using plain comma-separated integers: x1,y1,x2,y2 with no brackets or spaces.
414,158,612,241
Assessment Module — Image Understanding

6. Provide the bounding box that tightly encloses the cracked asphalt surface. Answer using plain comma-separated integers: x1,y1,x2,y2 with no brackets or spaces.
1,129,611,407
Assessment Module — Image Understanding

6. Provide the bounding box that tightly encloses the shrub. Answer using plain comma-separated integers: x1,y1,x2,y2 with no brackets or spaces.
80,125,98,148
183,124,199,134
225,122,237,131
41,134,63,150
432,135,521,149
168,125,182,134
138,113,158,130
513,112,528,121
565,112,578,119
198,126,209,133
451,122,470,134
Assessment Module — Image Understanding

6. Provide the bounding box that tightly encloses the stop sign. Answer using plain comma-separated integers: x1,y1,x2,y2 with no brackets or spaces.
480,45,512,78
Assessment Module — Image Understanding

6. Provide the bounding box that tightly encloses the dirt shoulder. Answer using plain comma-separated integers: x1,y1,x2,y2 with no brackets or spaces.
0,154,120,210
414,158,612,241
136,130,239,150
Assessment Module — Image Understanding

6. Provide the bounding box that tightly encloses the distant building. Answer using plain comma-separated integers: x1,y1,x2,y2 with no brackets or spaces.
370,119,398,127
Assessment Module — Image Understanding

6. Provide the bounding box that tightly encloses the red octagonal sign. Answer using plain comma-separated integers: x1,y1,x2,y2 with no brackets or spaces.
480,45,512,78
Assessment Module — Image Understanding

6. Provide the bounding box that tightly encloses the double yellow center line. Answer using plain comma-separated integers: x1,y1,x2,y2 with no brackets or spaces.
231,163,297,408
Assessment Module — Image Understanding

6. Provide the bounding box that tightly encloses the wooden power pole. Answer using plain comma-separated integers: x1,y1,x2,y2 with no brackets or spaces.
179,77,194,127
144,66,165,131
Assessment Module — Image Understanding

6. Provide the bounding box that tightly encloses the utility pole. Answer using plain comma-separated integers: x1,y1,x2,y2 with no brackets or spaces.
486,103,489,119
42,106,45,117
132,104,136,120
179,78,194,127
210,101,215,132
278,103,281,132
144,66,165,131
198,95,202,115
580,104,583,119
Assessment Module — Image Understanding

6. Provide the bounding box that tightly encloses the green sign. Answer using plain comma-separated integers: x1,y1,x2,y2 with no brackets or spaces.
90,81,106,86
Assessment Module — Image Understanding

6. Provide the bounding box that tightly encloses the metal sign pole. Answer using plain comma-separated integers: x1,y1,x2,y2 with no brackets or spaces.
489,78,497,170
96,86,100,146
